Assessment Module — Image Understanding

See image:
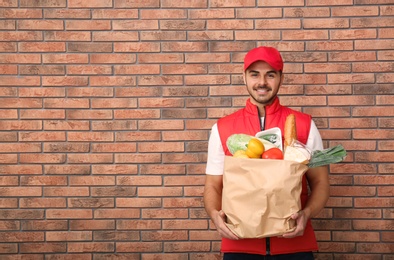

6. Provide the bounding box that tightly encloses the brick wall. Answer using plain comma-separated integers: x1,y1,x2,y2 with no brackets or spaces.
0,0,393,259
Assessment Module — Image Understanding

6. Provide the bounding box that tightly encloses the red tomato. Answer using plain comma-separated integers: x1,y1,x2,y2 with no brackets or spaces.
261,148,284,160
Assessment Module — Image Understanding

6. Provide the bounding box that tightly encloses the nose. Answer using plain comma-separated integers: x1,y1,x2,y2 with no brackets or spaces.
259,75,267,86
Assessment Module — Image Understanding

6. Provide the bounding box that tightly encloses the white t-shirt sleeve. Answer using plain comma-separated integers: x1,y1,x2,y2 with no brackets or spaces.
305,120,324,151
205,123,225,175
205,119,323,176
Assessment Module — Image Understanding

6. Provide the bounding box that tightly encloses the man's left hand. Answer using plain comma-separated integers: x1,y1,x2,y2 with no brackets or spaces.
281,210,309,238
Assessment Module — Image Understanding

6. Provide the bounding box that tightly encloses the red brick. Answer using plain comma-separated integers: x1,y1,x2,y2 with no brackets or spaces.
44,31,91,41
19,42,65,52
18,20,64,30
114,64,160,75
20,242,66,253
329,117,377,128
91,98,137,108
333,6,379,17
334,209,381,219
0,198,18,208
330,186,376,197
116,242,162,253
0,64,17,74
21,220,67,231
0,0,18,7
91,143,137,153
67,87,113,96
92,165,137,175
20,85,66,97
68,42,112,53
20,198,66,208
70,220,115,230
93,231,139,241
356,39,394,50
66,110,112,120
357,243,394,253
20,154,66,164
0,42,16,52
19,0,66,7
19,131,66,142
142,209,188,219
0,31,42,41
0,209,44,219
0,220,19,230
43,54,88,64
353,129,393,140
160,20,206,30
330,163,376,174
329,51,376,62
317,242,355,253
68,154,113,164
44,9,91,19
46,209,92,219
43,187,89,197
0,76,40,86
44,165,90,175
69,176,115,186
94,209,140,219
91,187,136,197
46,231,92,241
20,65,65,76
90,76,136,86
355,197,393,208
283,30,328,40
117,220,161,230
43,143,89,153
164,242,210,252
92,9,138,19
259,0,303,5
0,176,18,186
21,176,67,186
0,166,42,175
20,109,65,119
116,197,162,207
95,254,139,260
67,132,114,142
44,120,90,130
0,120,42,130
113,20,159,30
68,0,113,8
114,0,160,8
307,0,352,5
66,20,111,30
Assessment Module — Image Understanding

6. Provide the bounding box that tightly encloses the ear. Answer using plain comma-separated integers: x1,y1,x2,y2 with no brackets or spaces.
279,72,284,86
243,71,246,85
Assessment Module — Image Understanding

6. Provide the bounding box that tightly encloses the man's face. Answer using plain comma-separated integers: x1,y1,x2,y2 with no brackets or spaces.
243,61,283,107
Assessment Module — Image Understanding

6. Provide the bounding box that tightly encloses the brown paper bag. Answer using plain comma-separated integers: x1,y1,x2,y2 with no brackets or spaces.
222,156,308,238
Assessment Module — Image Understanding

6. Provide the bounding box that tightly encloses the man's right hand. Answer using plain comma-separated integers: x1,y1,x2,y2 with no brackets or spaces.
212,210,239,240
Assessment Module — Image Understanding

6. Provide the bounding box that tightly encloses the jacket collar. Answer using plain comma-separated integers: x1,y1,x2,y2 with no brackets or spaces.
245,96,281,115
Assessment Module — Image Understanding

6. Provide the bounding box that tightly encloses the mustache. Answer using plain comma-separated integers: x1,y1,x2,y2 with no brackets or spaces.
256,85,271,90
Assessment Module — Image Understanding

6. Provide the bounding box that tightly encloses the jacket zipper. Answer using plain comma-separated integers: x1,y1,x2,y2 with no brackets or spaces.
258,106,271,255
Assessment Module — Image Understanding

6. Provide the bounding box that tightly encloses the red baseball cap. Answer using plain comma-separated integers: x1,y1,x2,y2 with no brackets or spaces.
243,46,284,72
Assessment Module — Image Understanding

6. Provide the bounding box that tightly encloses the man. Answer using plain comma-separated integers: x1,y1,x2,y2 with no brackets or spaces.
203,46,330,260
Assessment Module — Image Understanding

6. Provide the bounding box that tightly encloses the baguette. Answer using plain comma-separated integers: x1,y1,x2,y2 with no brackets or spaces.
284,114,297,147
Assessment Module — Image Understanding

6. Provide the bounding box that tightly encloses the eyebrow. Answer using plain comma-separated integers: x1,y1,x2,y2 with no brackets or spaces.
248,70,277,74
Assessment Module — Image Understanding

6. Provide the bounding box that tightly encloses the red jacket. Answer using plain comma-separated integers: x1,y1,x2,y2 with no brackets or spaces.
217,97,318,255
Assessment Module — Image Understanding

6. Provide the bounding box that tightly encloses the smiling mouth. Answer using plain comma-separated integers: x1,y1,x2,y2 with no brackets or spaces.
256,87,270,94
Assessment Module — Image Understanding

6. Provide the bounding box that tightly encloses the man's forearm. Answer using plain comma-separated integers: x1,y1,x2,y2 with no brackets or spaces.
203,186,222,218
304,166,330,219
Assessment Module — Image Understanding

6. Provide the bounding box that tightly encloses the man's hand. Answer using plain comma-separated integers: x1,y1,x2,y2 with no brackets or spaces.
212,210,239,240
282,210,309,239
